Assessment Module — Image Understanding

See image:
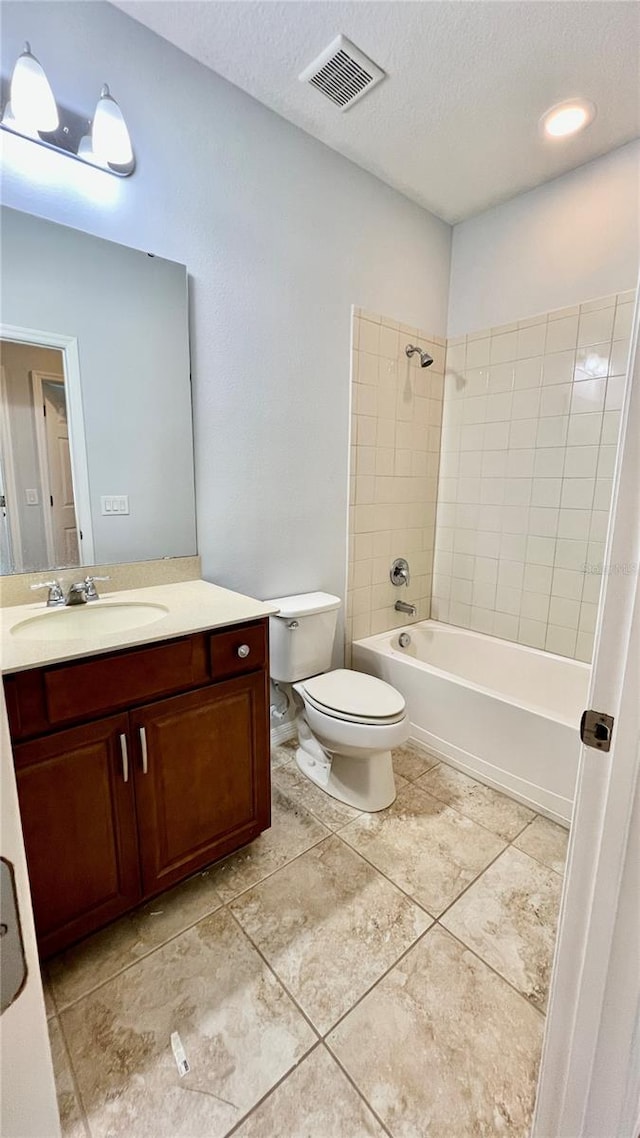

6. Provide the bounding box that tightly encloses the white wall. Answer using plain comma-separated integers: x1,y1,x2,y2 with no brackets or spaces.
0,0,451,606
448,142,640,337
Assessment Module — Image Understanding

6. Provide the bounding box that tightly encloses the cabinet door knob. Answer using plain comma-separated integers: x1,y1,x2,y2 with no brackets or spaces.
237,644,250,659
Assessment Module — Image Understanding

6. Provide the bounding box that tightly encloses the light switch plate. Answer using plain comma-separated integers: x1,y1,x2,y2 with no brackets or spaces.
0,857,28,1015
101,495,130,516
25,489,39,505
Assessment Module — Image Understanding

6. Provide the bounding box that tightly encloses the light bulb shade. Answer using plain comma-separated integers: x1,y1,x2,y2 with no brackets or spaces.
91,85,133,168
9,43,59,134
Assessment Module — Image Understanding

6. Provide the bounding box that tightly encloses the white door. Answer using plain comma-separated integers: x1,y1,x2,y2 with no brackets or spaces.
0,363,22,572
0,453,13,575
0,689,61,1138
42,380,79,566
533,286,640,1136
1,328,95,566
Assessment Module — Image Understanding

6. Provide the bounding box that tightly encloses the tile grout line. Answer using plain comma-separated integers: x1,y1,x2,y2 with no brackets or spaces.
56,835,429,1134
511,822,568,877
321,789,563,1030
322,1042,396,1138
319,921,435,1042
47,752,565,1135
58,896,326,1138
333,805,512,925
325,815,562,1026
231,854,435,1048
434,818,565,1014
48,816,333,1014
196,824,440,1110
331,827,437,919
339,762,539,849
329,768,563,929
409,773,538,843
328,830,437,920
44,963,94,1137
48,887,228,1014
436,922,547,1021
54,1012,93,1138
224,906,323,1044
435,813,564,928
47,794,561,1021
220,1041,324,1138
42,963,58,1015
213,820,332,906
54,897,323,1138
428,840,516,926
272,768,363,833
205,898,419,1137
275,746,441,838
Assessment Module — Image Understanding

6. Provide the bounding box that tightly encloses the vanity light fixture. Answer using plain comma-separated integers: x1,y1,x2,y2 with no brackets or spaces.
78,85,134,173
540,98,596,139
3,42,58,135
1,42,135,176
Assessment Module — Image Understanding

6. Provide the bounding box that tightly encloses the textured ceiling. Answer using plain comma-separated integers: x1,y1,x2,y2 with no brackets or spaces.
114,0,640,223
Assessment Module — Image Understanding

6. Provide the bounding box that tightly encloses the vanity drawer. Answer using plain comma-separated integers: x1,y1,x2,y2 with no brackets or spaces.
5,635,209,738
209,621,267,680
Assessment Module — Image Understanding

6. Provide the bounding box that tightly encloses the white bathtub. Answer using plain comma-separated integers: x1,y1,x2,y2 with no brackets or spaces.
352,621,590,824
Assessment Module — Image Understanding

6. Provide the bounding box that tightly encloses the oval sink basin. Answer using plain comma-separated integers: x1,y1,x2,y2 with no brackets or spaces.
11,602,170,641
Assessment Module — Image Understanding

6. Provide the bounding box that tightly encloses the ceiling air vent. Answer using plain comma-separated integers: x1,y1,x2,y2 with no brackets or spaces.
299,35,385,112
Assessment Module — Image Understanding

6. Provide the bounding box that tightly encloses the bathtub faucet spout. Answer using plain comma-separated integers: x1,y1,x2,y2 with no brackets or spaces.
395,600,417,616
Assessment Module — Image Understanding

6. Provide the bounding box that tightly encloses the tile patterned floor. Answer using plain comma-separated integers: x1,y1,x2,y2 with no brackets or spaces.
44,737,568,1138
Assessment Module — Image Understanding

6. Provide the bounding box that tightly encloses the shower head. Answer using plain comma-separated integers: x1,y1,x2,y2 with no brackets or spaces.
405,344,434,368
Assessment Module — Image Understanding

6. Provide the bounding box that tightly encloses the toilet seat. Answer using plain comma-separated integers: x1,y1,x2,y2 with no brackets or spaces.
302,691,406,725
299,669,406,726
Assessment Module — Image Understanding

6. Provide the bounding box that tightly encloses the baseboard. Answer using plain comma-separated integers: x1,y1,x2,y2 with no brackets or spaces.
409,724,572,827
270,719,297,747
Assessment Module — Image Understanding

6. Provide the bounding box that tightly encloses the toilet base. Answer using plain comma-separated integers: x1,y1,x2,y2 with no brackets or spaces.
295,740,396,812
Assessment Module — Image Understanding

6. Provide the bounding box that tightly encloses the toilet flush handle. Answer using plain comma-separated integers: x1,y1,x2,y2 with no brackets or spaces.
287,620,299,630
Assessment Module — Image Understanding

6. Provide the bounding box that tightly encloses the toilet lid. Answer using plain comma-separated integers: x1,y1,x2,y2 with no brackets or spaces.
301,669,406,721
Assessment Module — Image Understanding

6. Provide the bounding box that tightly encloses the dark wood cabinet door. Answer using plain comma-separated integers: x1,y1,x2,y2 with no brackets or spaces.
13,715,141,957
131,673,270,896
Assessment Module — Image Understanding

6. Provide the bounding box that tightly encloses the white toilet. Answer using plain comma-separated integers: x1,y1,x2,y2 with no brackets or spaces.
269,592,409,811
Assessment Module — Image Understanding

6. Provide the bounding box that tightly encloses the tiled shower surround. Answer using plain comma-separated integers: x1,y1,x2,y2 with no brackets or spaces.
432,290,634,661
346,308,445,652
347,291,633,663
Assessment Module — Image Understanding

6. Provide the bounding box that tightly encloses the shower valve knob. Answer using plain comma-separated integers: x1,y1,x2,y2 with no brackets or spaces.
390,558,411,587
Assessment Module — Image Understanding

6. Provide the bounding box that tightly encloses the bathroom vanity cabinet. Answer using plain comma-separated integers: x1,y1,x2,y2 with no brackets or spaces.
3,619,270,957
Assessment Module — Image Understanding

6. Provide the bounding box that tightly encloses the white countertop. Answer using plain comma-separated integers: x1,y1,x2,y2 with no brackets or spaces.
1,580,279,674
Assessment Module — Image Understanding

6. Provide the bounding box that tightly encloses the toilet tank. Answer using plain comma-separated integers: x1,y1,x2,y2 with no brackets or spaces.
268,592,341,682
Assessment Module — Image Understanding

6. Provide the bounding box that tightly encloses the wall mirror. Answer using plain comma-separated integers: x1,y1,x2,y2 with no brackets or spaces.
0,207,196,575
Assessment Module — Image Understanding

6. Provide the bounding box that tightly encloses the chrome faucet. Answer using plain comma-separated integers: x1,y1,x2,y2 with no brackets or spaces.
395,599,417,616
83,575,110,601
65,576,110,605
29,575,110,607
30,580,65,607
66,580,90,605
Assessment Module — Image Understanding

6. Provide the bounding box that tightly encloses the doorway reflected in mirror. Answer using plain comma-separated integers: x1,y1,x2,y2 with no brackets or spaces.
0,339,80,574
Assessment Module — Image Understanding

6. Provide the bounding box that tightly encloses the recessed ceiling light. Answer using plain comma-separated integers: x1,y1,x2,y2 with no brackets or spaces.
541,99,596,139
